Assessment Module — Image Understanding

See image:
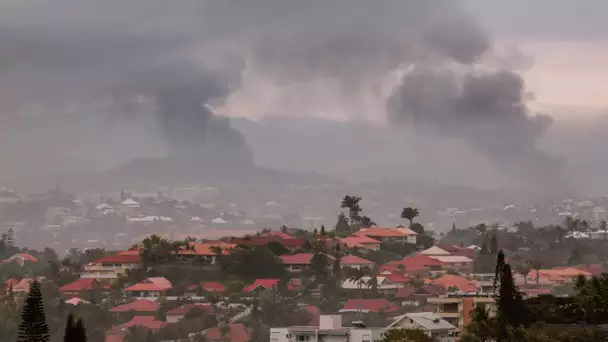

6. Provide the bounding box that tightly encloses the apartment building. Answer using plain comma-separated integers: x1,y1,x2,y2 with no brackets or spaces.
270,315,385,342
81,253,141,279
427,293,496,332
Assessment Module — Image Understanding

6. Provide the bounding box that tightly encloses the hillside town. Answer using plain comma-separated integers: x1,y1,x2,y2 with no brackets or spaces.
2,188,608,341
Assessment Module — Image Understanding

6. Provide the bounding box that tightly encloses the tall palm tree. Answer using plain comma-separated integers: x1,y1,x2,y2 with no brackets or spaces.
347,268,369,296
400,207,419,226
341,195,362,226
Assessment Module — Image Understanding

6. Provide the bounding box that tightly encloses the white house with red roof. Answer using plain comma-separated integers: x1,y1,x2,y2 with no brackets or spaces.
339,235,382,250
280,253,316,272
2,253,38,266
124,277,172,299
109,299,160,314
187,281,226,293
81,253,141,279
106,316,167,341
59,278,110,296
340,255,374,270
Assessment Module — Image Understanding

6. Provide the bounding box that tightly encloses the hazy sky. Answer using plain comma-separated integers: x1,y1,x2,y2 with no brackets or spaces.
0,0,607,195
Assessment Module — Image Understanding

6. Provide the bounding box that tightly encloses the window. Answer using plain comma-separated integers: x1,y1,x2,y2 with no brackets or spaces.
296,335,310,341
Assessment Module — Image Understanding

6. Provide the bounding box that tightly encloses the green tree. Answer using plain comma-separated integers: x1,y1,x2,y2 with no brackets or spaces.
63,313,75,342
493,250,505,296
489,234,498,254
514,263,532,285
335,213,350,234
347,267,369,296
18,280,50,342
73,318,87,342
494,264,528,339
400,207,419,226
382,328,435,342
341,196,362,225
529,260,543,285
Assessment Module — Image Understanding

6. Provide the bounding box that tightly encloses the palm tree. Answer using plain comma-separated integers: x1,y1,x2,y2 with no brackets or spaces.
400,207,419,226
347,268,369,296
529,260,543,285
341,195,362,225
514,263,532,284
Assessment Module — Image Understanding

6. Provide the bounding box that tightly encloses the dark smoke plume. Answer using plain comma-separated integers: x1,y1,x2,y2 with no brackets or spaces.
0,0,564,186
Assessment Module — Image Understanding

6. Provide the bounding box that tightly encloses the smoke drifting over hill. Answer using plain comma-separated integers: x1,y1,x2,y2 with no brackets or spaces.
0,0,596,191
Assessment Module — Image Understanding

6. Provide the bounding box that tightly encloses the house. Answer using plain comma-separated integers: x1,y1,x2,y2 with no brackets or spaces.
339,235,382,250
427,294,496,332
280,253,315,272
389,312,457,342
3,253,38,266
12,277,42,294
427,255,474,274
419,246,452,256
385,255,443,273
106,316,167,341
187,281,226,293
341,276,401,291
177,242,236,265
120,198,140,208
340,298,399,313
205,323,251,342
124,277,172,299
355,227,417,244
81,254,141,279
431,275,479,293
109,299,160,314
65,297,90,306
270,315,385,342
243,279,279,293
166,303,215,323
59,278,110,296
340,255,374,270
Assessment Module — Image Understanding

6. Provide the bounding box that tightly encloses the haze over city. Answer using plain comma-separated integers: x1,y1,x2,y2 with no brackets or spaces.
1,2,608,341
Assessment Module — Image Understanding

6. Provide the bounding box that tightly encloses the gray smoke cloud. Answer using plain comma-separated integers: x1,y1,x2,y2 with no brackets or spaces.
0,0,573,187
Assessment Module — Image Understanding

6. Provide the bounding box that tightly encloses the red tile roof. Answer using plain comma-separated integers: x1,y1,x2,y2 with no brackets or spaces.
125,277,172,292
432,275,479,292
340,255,374,266
4,278,19,287
342,298,399,313
383,273,410,283
280,253,314,265
243,279,279,292
206,323,251,342
389,254,443,271
10,253,39,263
187,281,226,292
94,254,141,264
304,305,320,326
340,236,381,248
166,303,215,316
110,300,159,312
59,278,110,292
108,316,167,334
179,242,236,256
260,230,295,239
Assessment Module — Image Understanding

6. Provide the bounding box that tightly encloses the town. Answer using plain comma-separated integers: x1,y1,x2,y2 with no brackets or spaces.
2,187,608,341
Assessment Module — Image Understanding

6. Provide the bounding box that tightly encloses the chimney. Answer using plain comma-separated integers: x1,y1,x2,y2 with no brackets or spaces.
319,315,342,330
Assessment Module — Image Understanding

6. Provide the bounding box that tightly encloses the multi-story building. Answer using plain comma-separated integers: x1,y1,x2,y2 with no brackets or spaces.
81,253,141,279
389,312,457,342
427,294,496,332
270,315,385,342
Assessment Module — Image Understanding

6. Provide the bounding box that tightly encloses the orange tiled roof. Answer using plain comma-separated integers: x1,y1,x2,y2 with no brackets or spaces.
432,275,478,292
125,277,172,292
178,242,236,256
110,300,159,312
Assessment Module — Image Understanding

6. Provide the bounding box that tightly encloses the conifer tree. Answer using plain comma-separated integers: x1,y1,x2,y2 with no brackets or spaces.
18,280,50,342
73,318,87,342
493,250,505,296
494,264,527,338
63,313,75,342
